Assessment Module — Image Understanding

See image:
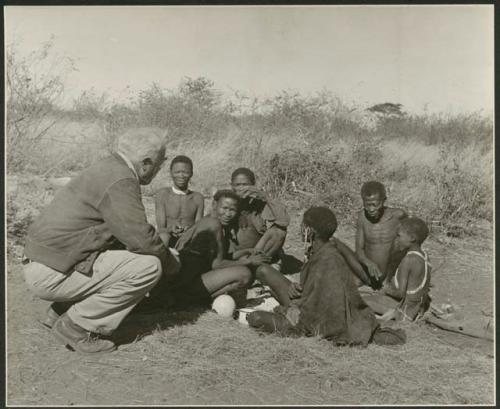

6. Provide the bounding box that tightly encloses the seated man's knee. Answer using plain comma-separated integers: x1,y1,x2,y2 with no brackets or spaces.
255,264,272,281
236,266,253,287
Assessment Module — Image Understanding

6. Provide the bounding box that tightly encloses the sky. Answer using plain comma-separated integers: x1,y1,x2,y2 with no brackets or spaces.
4,5,494,114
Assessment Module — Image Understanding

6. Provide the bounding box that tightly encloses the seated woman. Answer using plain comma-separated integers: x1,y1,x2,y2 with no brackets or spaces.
147,190,270,308
247,206,406,346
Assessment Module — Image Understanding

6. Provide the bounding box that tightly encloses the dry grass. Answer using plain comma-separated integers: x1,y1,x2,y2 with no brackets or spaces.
7,290,494,405
6,190,495,405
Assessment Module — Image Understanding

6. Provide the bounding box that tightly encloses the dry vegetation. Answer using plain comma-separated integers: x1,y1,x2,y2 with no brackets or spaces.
5,41,495,405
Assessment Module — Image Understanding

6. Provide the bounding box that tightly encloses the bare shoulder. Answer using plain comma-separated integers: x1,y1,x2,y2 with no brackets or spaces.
356,209,366,226
197,215,222,231
191,191,205,203
403,252,425,271
154,187,171,200
388,207,407,219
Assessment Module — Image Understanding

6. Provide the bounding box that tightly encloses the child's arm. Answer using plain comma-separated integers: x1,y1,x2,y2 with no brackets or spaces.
232,248,255,259
210,222,272,270
332,237,371,286
195,193,205,222
154,192,171,247
391,256,412,299
355,212,383,283
254,226,287,257
241,186,290,229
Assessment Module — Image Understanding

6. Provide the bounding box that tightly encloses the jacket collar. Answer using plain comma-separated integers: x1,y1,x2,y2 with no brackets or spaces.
114,151,139,180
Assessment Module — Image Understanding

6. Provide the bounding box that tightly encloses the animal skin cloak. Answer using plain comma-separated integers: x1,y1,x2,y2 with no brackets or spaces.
286,241,379,345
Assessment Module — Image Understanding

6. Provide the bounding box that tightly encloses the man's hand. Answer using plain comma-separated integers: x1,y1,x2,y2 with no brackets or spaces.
245,253,272,266
170,224,185,238
366,260,382,279
287,282,302,299
379,308,397,322
240,186,268,203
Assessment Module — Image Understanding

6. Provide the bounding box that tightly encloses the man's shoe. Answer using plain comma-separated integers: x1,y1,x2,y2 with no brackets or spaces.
41,302,74,329
41,306,60,329
52,313,117,354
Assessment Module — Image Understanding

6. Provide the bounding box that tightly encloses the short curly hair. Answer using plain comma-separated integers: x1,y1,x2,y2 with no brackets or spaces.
303,206,338,240
361,181,386,199
400,217,429,244
213,189,240,204
170,155,193,171
231,167,256,185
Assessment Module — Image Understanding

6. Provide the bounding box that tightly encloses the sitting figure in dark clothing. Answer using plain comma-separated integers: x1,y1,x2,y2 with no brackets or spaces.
147,189,271,308
247,206,406,346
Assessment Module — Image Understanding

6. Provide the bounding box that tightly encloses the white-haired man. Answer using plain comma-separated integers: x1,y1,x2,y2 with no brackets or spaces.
23,127,179,354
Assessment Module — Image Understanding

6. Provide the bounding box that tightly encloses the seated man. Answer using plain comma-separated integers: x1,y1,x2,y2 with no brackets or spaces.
148,190,271,308
229,167,292,301
355,181,408,289
247,207,406,346
155,155,205,248
22,128,180,354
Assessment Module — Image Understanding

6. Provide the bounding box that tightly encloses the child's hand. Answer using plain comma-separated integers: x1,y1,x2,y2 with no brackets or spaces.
240,186,268,203
247,253,272,266
288,282,302,299
380,308,398,322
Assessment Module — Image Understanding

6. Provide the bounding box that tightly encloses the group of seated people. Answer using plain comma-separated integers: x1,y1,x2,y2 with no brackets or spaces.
146,155,432,345
22,128,432,353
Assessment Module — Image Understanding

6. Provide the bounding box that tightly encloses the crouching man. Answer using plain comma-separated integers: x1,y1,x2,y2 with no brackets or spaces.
22,127,180,354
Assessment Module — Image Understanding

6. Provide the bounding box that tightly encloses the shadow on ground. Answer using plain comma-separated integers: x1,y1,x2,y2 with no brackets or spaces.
111,306,206,346
281,254,303,275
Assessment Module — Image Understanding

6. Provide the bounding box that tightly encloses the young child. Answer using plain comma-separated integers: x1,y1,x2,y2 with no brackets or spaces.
355,181,407,289
155,155,205,248
247,206,406,346
380,217,432,321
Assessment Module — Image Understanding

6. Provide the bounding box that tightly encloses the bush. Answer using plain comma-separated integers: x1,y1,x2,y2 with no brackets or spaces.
6,40,75,173
6,176,55,256
5,51,493,239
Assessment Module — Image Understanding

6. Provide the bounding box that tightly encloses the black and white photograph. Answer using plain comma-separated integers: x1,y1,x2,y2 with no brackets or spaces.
4,4,494,406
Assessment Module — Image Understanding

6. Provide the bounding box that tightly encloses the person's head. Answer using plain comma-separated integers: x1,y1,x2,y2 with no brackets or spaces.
302,206,338,242
170,155,193,190
361,181,387,221
396,217,429,251
231,167,256,197
212,189,240,226
116,127,167,185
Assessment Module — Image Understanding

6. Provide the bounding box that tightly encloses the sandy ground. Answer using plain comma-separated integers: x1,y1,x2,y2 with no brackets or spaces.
6,200,495,405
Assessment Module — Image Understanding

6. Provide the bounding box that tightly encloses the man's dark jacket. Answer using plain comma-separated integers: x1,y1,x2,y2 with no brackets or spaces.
24,153,177,276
